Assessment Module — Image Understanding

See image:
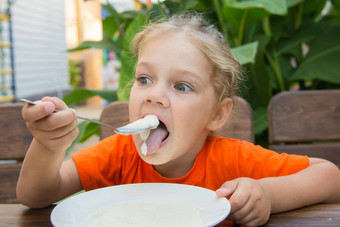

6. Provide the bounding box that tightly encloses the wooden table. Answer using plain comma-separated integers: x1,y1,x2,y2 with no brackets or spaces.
1,203,340,226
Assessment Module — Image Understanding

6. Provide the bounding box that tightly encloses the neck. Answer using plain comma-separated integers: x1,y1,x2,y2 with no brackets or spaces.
152,138,207,178
153,157,196,178
152,133,210,178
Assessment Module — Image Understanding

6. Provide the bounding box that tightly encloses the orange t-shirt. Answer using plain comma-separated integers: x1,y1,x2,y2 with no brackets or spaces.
72,134,309,192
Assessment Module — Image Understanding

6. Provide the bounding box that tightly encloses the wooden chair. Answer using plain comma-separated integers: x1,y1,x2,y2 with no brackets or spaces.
268,90,340,168
100,96,254,142
0,103,33,203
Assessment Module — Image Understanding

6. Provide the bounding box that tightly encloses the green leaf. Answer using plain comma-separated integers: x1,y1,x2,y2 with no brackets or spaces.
78,122,100,143
244,35,272,109
231,41,258,65
65,121,99,155
277,55,295,86
277,34,314,56
285,0,303,7
102,16,119,39
222,0,287,30
290,23,340,83
120,10,143,20
162,0,198,13
54,190,85,205
102,3,120,18
303,0,327,18
186,0,199,9
332,0,340,9
148,3,168,21
229,0,287,15
63,89,117,106
163,1,182,13
118,14,147,101
67,38,122,55
222,6,269,30
253,107,268,134
65,121,88,156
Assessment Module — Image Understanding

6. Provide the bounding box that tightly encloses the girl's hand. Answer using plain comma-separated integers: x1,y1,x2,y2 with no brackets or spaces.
216,177,273,227
21,96,79,153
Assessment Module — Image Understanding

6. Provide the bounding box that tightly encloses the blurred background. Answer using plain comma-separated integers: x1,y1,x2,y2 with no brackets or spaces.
0,0,142,104
1,0,339,152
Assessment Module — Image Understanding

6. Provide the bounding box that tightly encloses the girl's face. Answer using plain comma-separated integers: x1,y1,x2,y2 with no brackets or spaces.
129,32,218,175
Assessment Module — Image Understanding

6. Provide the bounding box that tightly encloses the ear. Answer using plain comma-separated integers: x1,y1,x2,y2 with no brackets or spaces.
206,98,233,131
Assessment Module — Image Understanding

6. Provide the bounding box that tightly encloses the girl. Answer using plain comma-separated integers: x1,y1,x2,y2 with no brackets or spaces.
17,13,340,226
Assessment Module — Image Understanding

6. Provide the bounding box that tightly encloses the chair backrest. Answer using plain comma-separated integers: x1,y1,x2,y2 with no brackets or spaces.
100,96,254,142
268,90,340,168
0,103,32,203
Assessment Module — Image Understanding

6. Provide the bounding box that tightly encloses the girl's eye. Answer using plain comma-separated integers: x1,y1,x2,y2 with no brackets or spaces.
137,76,152,85
174,83,192,92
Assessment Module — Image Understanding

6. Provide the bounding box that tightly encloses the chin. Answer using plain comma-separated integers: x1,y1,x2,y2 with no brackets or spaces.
138,151,170,165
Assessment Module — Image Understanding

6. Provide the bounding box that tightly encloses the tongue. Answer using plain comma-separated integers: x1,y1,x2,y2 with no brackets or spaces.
145,125,168,153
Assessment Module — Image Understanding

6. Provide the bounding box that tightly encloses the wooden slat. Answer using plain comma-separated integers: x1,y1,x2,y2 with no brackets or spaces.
0,104,32,160
0,163,21,203
100,97,254,143
268,90,340,143
270,143,340,168
100,101,131,140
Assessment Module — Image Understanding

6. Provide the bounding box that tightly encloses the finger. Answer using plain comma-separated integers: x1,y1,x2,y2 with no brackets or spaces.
228,179,270,226
33,118,79,141
216,178,242,197
51,126,79,147
229,190,250,215
216,187,233,197
227,179,254,215
234,191,271,226
232,208,269,227
42,96,68,111
228,196,253,223
29,108,77,132
22,100,55,123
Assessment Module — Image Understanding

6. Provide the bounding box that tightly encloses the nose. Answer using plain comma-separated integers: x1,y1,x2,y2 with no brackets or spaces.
144,84,169,108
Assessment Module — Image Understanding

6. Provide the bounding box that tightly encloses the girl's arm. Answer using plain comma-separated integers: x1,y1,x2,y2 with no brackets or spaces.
217,158,340,226
263,158,340,212
16,97,83,208
16,141,82,208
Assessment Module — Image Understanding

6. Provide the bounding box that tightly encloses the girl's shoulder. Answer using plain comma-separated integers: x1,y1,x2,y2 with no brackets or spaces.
206,135,256,151
204,135,271,161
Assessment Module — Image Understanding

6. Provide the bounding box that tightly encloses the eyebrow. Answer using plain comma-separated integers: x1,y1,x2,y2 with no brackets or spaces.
136,61,203,82
135,61,152,70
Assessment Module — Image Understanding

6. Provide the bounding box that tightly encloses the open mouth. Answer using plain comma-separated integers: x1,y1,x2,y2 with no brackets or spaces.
157,121,170,142
144,120,169,152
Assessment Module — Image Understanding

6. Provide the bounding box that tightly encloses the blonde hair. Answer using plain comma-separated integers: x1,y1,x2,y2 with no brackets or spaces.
132,12,242,103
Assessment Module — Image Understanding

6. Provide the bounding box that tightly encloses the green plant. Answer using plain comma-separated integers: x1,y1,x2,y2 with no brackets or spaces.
64,88,118,154
68,60,82,89
66,0,340,149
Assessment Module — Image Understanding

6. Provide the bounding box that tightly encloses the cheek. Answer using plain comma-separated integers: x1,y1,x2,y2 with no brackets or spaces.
178,95,214,126
173,102,211,132
129,84,138,100
128,93,141,121
130,85,146,103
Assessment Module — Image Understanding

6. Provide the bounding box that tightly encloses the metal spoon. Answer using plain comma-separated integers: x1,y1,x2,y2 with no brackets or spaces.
20,98,155,135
